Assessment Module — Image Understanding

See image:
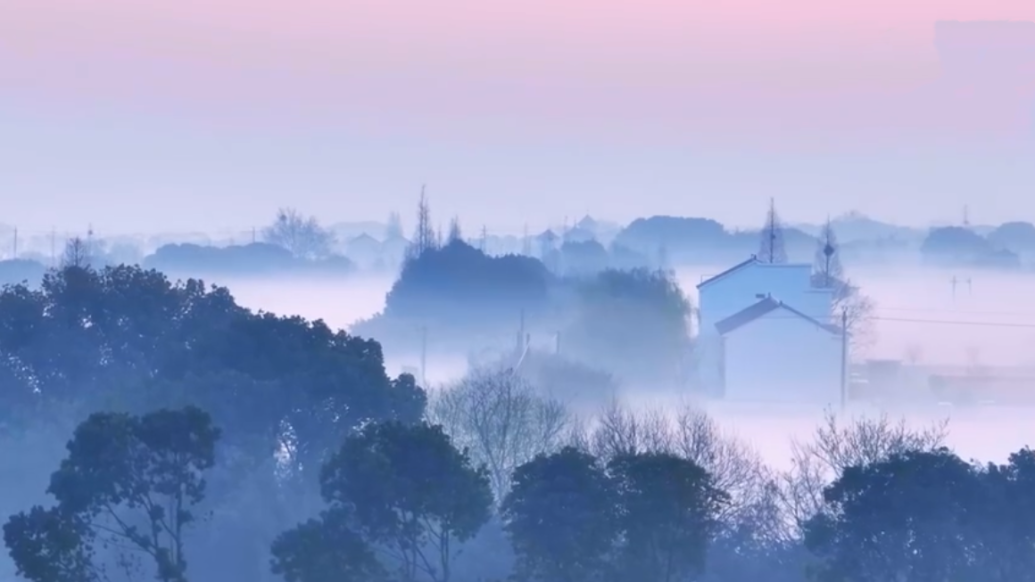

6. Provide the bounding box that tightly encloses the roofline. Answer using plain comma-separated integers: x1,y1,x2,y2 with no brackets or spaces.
697,257,816,289
696,255,758,289
716,298,842,335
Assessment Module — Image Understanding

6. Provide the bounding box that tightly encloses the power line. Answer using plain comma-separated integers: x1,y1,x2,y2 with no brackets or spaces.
762,315,1035,329
874,306,1035,317
872,316,1035,329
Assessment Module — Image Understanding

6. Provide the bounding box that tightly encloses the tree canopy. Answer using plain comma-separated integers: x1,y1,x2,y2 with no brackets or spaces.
4,407,220,582
273,421,493,582
0,262,426,581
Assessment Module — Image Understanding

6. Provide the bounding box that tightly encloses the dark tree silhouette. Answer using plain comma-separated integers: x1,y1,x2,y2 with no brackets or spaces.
812,219,844,288
3,407,221,582
757,198,788,264
61,237,91,269
406,185,439,261
276,421,492,582
609,452,729,582
502,447,618,582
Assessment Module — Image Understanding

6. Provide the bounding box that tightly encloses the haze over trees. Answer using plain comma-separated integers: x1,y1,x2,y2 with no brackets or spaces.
6,204,1035,290
758,198,788,264
810,220,876,349
352,196,694,389
261,208,336,260
3,250,1035,581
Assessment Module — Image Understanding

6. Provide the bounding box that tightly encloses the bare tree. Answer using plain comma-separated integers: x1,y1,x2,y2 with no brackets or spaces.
61,236,92,268
586,399,672,459
428,366,572,502
834,279,877,351
758,198,788,264
583,400,771,527
778,409,949,531
406,185,438,261
261,208,335,259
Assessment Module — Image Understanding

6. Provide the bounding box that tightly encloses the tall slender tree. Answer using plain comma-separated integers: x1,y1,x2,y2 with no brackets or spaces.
757,198,787,264
406,185,438,261
812,218,844,288
808,218,877,351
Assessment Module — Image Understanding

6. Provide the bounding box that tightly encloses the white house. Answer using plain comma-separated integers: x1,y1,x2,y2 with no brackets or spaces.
695,256,843,403
715,297,843,404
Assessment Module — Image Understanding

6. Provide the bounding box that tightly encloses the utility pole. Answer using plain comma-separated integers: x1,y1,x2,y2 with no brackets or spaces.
840,307,848,412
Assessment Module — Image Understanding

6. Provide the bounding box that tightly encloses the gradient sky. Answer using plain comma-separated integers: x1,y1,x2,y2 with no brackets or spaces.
2,0,1034,236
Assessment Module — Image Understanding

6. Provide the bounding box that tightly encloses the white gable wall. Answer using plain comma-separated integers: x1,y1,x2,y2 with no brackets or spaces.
722,309,843,404
699,262,831,332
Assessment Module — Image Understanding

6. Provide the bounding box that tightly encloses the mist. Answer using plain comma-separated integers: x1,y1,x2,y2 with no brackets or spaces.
3,9,1034,580
195,262,1035,471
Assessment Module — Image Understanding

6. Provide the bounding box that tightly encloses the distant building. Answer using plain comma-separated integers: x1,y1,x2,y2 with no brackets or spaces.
346,233,382,270
695,256,842,403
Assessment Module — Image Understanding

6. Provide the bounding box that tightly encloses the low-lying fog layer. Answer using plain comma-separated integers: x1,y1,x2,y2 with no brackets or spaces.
219,265,1035,466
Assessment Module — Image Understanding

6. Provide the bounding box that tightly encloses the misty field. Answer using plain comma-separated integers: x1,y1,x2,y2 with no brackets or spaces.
219,266,1035,467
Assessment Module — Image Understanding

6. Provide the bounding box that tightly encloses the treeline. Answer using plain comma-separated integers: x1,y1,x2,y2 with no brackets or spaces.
1,263,1034,582
7,382,1035,582
0,209,359,285
352,239,694,387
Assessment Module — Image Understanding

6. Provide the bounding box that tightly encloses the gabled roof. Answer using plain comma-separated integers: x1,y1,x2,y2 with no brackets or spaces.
696,255,758,289
349,233,379,244
715,297,841,335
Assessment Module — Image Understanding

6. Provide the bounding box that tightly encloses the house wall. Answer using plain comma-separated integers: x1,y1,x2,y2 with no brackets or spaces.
698,263,821,333
722,309,844,404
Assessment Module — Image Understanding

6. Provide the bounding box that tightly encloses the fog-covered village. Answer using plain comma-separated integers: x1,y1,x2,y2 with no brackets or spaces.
4,5,1035,581
2,193,1035,582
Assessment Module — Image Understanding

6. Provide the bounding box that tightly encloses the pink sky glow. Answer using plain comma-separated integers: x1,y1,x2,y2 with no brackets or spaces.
1,0,1033,232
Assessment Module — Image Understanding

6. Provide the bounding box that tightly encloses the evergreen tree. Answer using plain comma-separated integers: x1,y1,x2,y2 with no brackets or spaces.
757,198,788,264
812,218,844,287
406,186,438,261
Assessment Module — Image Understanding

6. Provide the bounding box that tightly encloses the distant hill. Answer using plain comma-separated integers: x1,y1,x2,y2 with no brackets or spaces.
792,212,925,243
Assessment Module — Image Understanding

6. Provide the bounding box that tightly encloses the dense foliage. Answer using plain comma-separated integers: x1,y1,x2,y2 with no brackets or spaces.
0,263,424,582
356,243,693,387
5,260,1035,582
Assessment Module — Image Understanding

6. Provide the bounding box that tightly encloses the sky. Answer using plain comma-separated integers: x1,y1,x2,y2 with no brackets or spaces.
1,0,1034,236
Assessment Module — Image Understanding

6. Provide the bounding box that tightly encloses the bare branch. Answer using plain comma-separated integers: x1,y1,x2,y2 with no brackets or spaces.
777,408,949,532
428,366,572,502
